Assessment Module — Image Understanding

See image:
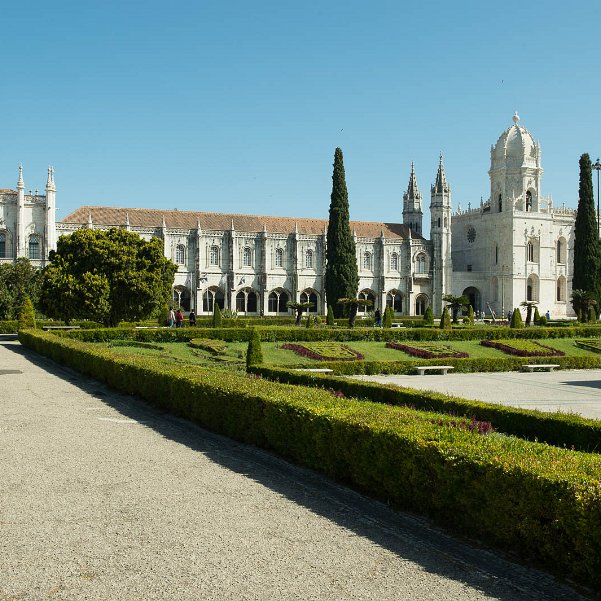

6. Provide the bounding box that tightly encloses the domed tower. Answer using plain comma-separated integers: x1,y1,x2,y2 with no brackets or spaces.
402,162,423,235
430,154,452,313
489,112,543,213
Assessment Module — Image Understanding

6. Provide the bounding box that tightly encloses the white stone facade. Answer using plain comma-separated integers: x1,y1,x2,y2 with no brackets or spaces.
0,115,579,318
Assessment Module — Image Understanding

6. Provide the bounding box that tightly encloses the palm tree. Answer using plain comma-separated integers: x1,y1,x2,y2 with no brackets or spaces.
287,301,313,326
571,289,597,323
442,294,469,324
338,297,373,328
520,301,538,326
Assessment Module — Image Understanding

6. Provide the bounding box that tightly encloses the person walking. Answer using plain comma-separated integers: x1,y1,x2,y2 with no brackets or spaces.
167,308,175,328
175,309,184,328
374,308,382,328
189,310,197,327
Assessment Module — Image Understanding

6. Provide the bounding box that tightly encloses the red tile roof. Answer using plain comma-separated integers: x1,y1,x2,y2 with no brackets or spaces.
61,206,419,239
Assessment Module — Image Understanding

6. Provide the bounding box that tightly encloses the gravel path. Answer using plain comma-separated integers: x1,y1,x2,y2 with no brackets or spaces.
0,341,591,600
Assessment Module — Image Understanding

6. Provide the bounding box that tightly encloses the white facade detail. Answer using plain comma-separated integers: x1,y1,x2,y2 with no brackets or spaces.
0,116,580,319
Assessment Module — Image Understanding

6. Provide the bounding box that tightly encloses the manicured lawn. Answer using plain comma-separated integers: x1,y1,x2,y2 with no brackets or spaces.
104,337,601,370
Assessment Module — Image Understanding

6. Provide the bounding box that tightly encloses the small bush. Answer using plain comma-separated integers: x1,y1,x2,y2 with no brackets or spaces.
213,304,223,328
383,306,393,329
423,306,434,326
246,329,263,368
439,307,451,330
18,296,36,330
510,308,524,329
327,305,335,326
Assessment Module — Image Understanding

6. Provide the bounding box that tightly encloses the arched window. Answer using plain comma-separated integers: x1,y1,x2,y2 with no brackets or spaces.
363,251,371,270
28,236,40,260
390,252,399,271
415,253,426,274
557,276,566,302
275,247,283,268
498,193,502,212
300,290,318,313
209,245,220,266
305,249,313,269
495,245,498,264
386,290,403,313
526,190,532,212
236,288,257,313
556,238,566,264
268,289,289,313
243,246,252,267
0,232,5,258
202,287,225,313
437,217,441,228
175,244,185,265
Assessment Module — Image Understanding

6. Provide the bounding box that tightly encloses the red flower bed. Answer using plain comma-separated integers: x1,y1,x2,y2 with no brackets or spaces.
281,343,364,361
480,339,565,357
386,341,468,359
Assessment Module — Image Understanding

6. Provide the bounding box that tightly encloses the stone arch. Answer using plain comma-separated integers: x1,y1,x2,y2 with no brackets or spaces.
556,237,567,264
414,252,427,274
0,229,12,258
236,287,258,314
556,276,567,302
358,288,376,314
268,287,290,313
462,286,481,313
386,289,404,313
202,286,225,313
300,288,319,313
28,234,41,260
415,294,429,316
172,285,191,311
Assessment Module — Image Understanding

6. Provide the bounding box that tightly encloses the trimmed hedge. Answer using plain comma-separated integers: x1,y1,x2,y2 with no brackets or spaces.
249,365,601,454
18,329,601,589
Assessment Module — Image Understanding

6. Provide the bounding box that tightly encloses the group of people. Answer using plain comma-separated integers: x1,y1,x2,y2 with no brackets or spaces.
167,309,196,328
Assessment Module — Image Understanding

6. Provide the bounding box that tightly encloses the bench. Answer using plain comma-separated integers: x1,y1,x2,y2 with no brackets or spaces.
293,368,334,373
42,325,81,331
391,323,406,328
521,364,560,372
414,365,454,376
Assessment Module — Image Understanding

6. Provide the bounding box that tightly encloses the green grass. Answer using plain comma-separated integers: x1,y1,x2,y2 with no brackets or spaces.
105,337,601,370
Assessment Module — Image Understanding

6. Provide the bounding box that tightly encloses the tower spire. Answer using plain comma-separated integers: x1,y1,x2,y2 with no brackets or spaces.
402,162,423,234
17,164,24,189
433,154,450,194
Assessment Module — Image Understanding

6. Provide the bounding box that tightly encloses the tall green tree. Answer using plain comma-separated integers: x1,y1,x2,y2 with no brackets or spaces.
573,153,601,310
0,258,42,320
325,148,358,318
40,228,177,326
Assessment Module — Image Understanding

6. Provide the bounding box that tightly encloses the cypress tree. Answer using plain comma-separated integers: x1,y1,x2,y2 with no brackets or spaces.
439,306,451,329
246,330,263,369
383,305,393,328
573,153,601,307
326,304,335,326
423,306,434,326
533,306,541,326
325,148,358,318
18,296,36,330
213,303,222,328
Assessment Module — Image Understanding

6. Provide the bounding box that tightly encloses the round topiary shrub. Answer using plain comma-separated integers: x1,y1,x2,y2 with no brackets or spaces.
439,306,451,330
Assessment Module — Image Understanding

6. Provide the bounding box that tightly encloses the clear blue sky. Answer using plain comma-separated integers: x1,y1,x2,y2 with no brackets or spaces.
1,1,600,233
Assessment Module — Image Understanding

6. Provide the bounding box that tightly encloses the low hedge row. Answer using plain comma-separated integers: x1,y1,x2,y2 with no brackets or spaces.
249,365,601,453
56,324,601,344
0,320,107,334
18,329,601,589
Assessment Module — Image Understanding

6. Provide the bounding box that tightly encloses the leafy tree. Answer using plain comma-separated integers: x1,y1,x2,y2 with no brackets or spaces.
213,303,222,328
423,306,434,326
325,148,358,317
383,305,393,328
0,258,42,320
439,306,451,329
338,297,372,328
18,296,36,330
326,304,335,326
40,228,177,327
246,329,263,369
573,153,601,308
571,289,597,323
442,294,468,324
287,301,312,326
510,308,524,328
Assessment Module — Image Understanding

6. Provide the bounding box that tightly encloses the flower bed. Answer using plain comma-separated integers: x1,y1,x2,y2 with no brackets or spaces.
480,339,565,357
574,339,601,354
281,342,363,361
386,341,468,359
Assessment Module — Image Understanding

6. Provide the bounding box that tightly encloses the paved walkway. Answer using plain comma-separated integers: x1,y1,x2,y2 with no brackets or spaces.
352,370,601,420
0,341,591,600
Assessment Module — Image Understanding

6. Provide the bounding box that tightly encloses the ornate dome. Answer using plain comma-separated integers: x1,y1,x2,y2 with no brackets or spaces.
491,112,539,164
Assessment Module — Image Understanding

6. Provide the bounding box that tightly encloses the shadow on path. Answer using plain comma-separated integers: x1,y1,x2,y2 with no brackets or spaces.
3,342,592,601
